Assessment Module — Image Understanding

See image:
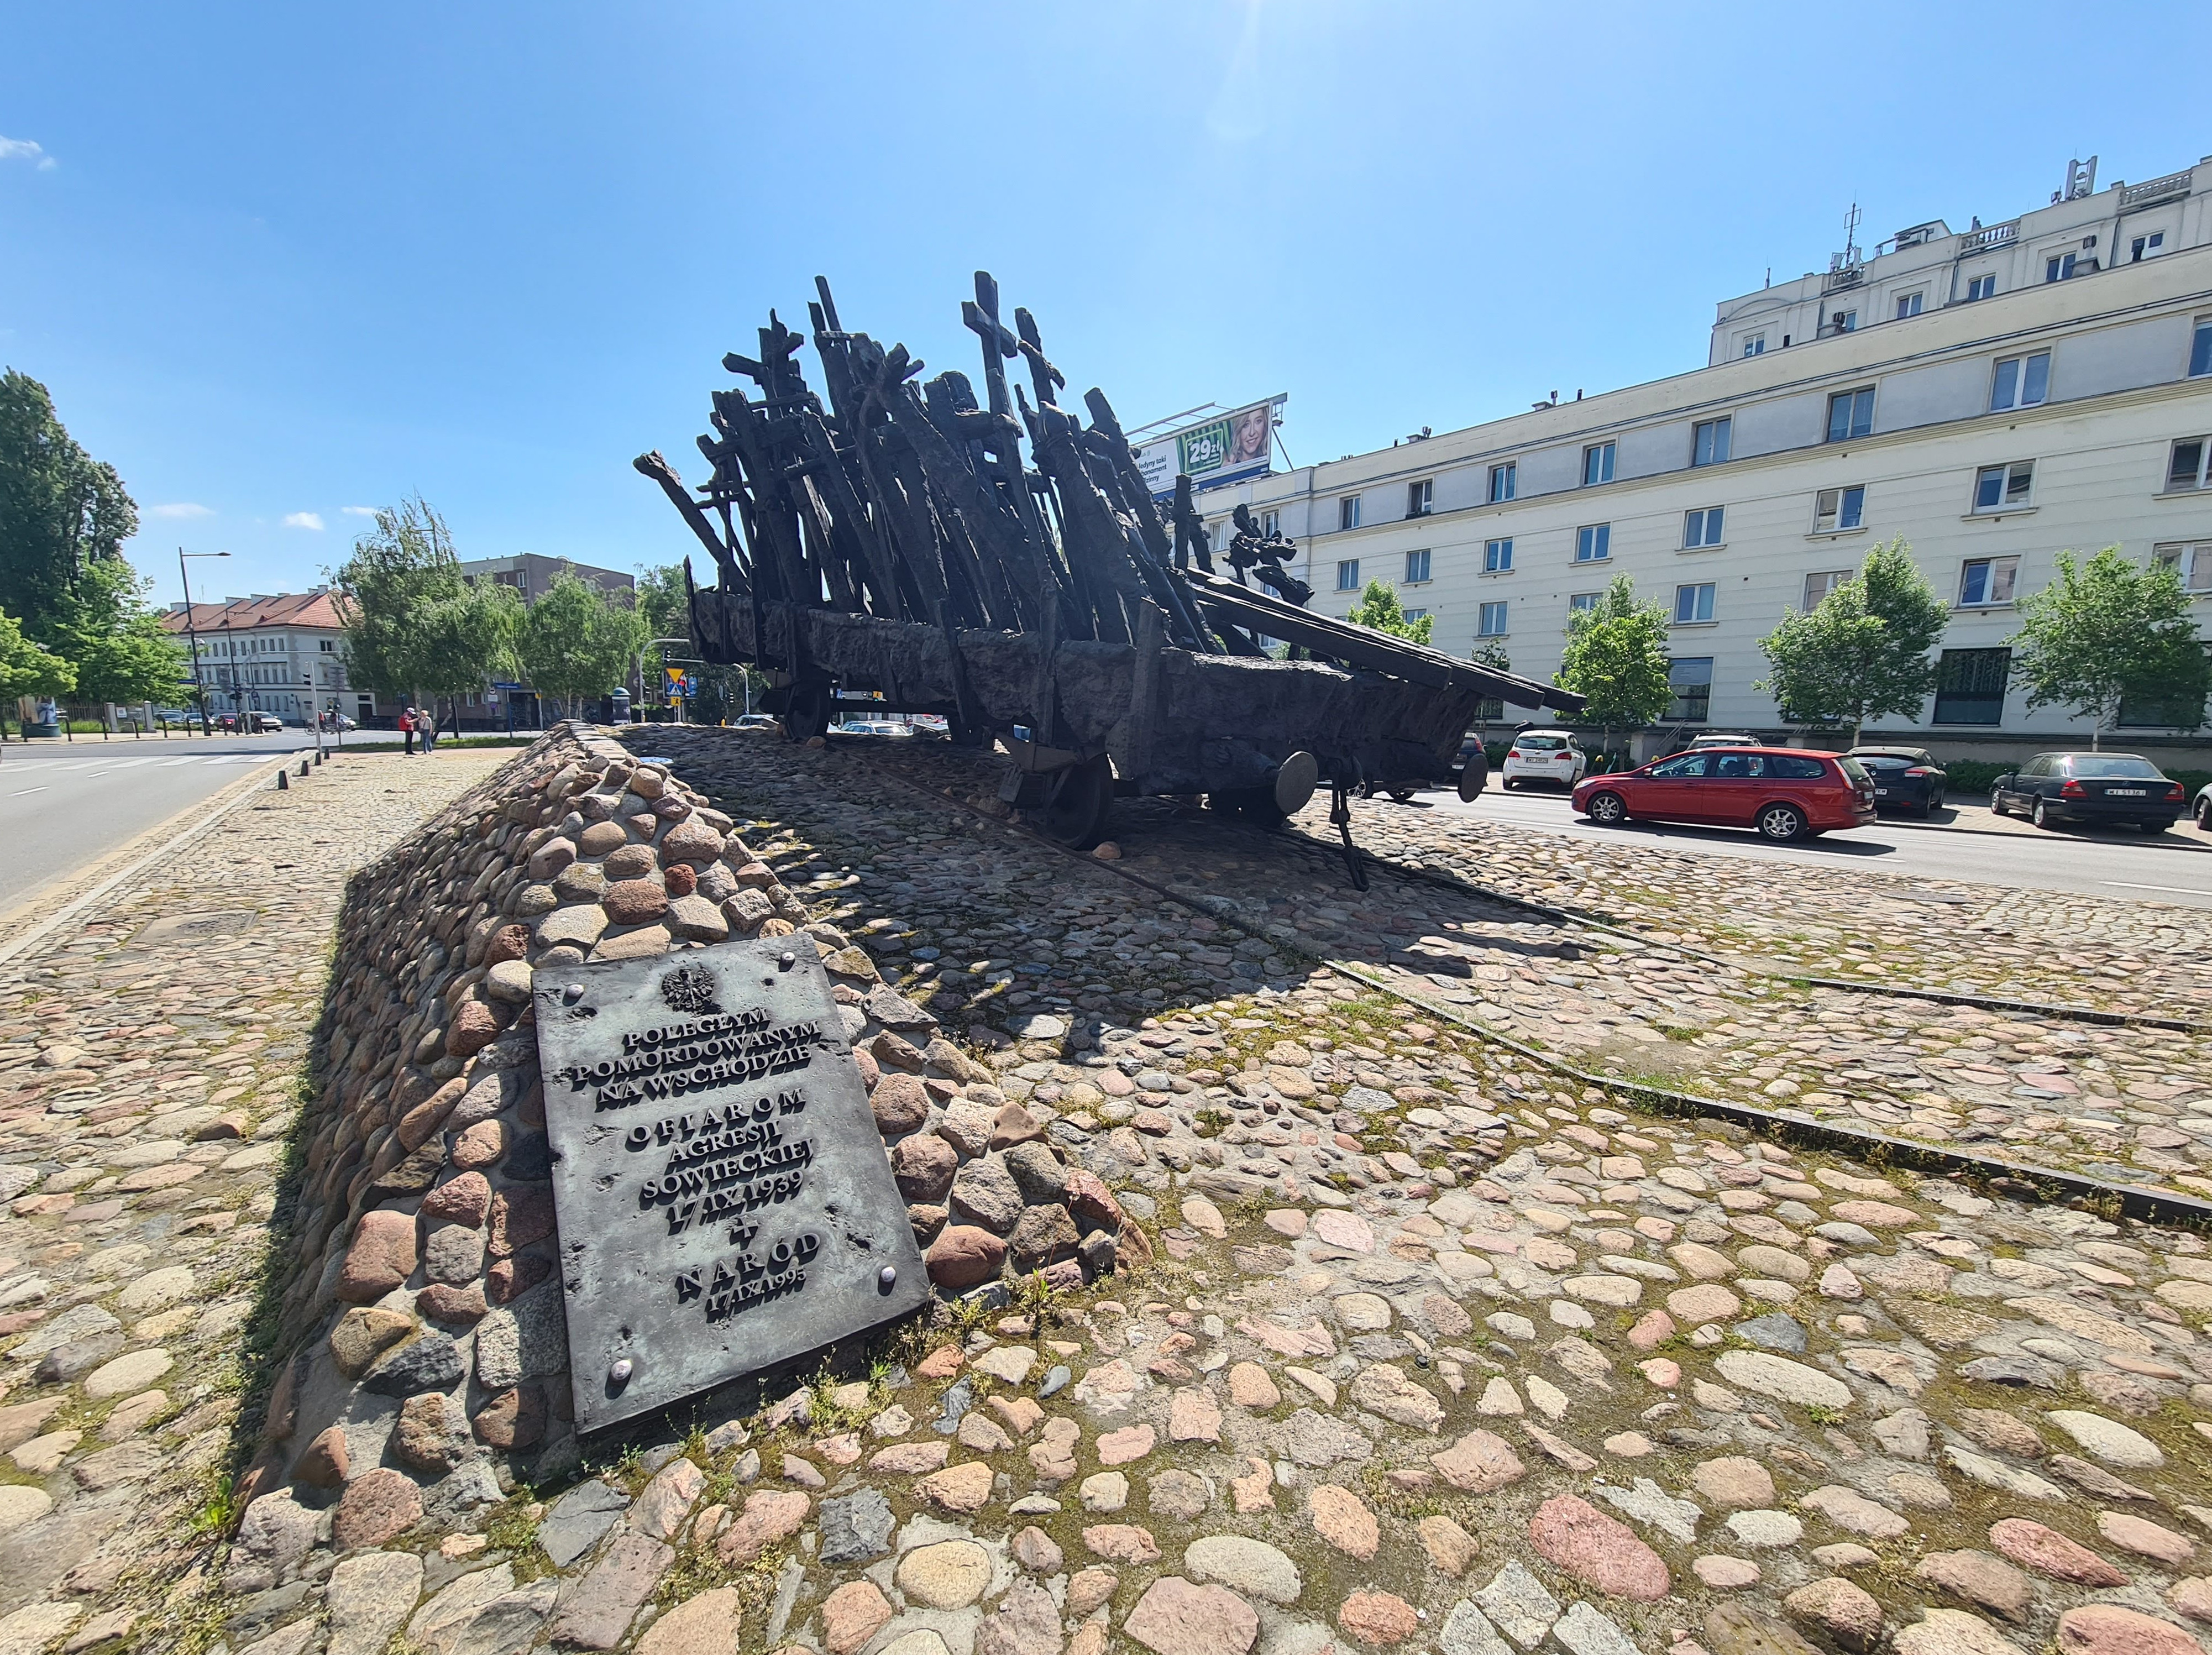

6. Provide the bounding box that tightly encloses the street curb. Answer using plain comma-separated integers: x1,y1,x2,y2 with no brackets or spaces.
0,754,293,971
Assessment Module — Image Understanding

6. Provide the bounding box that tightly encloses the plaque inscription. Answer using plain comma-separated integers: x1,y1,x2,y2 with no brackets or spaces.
533,940,931,1433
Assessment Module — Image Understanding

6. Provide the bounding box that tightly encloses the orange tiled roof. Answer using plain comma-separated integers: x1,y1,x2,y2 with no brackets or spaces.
159,591,349,635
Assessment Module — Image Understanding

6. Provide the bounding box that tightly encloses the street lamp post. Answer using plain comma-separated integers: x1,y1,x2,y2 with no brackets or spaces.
177,548,229,737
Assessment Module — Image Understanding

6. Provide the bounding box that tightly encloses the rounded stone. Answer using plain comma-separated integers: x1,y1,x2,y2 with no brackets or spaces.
1990,1518,2127,1585
578,820,627,856
1528,1494,1670,1601
332,1467,423,1550
1695,1556,1763,1589
896,1539,993,1609
2057,1605,2200,1655
1186,1535,1302,1605
602,879,670,926
2046,1410,2164,1470
871,1073,929,1137
0,1485,54,1536
1784,1577,1886,1653
1694,1457,1776,1510
925,1225,1007,1290
1339,1591,1419,1647
83,1348,172,1400
602,844,658,881
889,1134,958,1204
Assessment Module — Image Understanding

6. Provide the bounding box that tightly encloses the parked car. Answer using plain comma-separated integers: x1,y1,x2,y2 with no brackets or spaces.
1846,746,1949,816
244,711,285,732
1686,731,1759,750
733,713,780,731
1501,730,1587,790
835,719,913,737
1989,753,2184,831
1572,746,1876,842
2195,781,2212,831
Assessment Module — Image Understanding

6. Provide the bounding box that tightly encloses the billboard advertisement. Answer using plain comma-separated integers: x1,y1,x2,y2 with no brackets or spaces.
1133,395,1285,500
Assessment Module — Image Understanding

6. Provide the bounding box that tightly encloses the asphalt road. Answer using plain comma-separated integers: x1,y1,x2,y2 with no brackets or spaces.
1416,782,2212,911
0,732,319,914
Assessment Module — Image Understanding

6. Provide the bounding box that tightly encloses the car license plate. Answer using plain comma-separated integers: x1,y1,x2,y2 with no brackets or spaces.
1874,787,1888,795
2107,788,2146,797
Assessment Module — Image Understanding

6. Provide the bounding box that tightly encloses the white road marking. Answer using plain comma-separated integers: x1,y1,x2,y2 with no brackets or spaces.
2102,880,2212,895
8,788,45,797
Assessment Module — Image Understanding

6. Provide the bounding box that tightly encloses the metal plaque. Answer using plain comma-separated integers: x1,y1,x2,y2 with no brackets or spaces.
532,936,931,1433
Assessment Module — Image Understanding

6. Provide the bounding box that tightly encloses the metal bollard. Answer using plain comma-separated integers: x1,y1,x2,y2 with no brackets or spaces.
277,769,290,790
299,759,310,778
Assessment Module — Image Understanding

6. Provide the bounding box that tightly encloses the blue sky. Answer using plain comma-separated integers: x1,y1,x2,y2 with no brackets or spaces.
3,2,2205,607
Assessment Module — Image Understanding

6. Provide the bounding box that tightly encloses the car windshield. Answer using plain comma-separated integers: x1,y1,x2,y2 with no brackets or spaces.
1837,757,1871,784
1854,755,1912,768
2064,756,2162,778
1517,736,1566,751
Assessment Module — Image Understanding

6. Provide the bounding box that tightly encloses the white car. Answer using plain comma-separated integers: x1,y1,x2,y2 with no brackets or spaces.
1501,730,1587,790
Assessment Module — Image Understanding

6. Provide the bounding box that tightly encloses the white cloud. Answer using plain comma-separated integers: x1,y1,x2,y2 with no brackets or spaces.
283,511,326,531
340,505,378,517
0,137,56,171
151,502,213,520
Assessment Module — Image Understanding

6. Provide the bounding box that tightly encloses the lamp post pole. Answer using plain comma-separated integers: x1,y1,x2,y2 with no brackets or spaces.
177,548,229,737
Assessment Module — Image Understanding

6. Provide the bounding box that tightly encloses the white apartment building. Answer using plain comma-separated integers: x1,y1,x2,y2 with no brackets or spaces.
1200,153,2212,760
160,591,361,725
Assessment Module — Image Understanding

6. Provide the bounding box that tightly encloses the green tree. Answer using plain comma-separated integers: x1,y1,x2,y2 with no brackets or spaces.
635,562,689,642
0,605,75,737
0,369,139,633
1345,579,1434,645
2010,547,2209,747
516,568,651,718
45,559,186,707
1554,575,1673,765
1754,538,1948,747
331,496,521,722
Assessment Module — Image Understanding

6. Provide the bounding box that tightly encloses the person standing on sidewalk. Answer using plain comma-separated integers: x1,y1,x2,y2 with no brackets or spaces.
399,706,416,756
422,707,438,752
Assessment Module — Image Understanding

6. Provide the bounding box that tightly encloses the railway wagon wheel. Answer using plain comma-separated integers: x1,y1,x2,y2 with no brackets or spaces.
782,681,832,743
1034,753,1114,850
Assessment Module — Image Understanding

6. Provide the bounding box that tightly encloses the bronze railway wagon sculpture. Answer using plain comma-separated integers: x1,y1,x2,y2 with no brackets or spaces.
636,273,1582,882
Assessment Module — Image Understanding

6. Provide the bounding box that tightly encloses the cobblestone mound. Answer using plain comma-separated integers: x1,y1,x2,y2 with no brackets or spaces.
255,725,1136,1530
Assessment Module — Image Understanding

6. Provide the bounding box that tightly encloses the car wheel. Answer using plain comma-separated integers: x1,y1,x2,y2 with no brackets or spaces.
1502,777,1517,791
1756,803,1807,842
2031,798,2054,830
1989,789,2009,818
1585,790,1628,826
2197,797,2212,830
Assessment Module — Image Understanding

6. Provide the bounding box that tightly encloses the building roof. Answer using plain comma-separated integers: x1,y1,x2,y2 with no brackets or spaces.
159,591,349,635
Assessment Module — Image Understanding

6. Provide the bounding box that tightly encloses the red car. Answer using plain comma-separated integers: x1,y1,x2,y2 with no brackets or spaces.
1571,746,1876,842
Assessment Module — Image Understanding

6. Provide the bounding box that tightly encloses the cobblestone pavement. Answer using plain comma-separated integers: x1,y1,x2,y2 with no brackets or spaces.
0,749,510,1653
4,729,2211,1655
782,736,2212,1202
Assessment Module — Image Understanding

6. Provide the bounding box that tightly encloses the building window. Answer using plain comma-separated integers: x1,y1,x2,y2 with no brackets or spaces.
1404,548,1432,584
1403,607,1428,624
1933,647,2010,724
1966,274,1997,301
1742,334,1765,358
1575,523,1611,563
1406,480,1433,519
1804,570,1851,608
1682,506,1724,548
1830,309,1858,334
1488,462,1516,502
1826,387,1875,442
1989,352,2050,412
2156,542,2212,593
1666,658,1713,722
2192,318,2212,378
2045,252,2080,283
1813,485,1866,532
1567,592,1600,619
1692,417,1732,467
1260,510,1280,537
1972,460,2035,512
1335,559,1360,592
1338,496,1361,531
1674,583,1717,625
1895,292,1923,320
1958,556,2021,606
1582,443,1615,486
1477,601,1509,637
1484,538,1513,573
2132,231,2167,263
2169,438,2212,492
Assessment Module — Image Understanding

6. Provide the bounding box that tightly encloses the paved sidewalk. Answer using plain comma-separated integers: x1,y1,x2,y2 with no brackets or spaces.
0,748,509,1649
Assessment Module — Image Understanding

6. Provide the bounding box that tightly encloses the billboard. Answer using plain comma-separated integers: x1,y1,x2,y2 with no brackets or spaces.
1133,395,1285,500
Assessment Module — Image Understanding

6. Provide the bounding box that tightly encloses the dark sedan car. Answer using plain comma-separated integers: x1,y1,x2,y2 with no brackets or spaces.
1846,746,1949,816
1990,753,2185,831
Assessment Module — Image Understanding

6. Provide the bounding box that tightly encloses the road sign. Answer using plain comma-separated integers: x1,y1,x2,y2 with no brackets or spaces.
664,667,696,697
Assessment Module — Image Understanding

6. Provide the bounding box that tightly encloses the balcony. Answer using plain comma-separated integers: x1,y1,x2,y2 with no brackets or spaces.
1821,264,1864,295
1959,220,2018,253
2120,170,2193,210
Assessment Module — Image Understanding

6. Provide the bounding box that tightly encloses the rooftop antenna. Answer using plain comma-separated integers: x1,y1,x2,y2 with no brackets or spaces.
2064,156,2098,201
